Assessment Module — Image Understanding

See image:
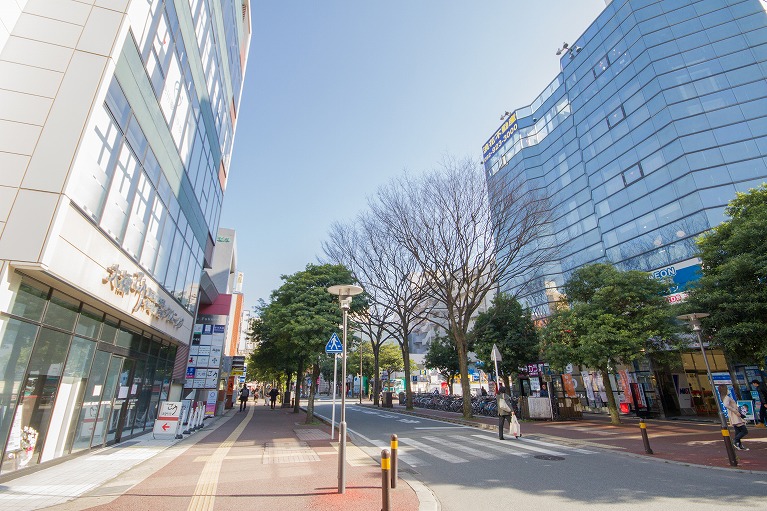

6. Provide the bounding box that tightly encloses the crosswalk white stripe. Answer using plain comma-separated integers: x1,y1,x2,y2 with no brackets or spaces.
365,443,428,467
472,434,569,456
398,437,469,463
421,436,500,460
453,435,529,457
517,437,594,454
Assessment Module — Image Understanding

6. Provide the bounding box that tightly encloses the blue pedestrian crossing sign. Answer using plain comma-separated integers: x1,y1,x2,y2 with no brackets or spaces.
325,332,343,354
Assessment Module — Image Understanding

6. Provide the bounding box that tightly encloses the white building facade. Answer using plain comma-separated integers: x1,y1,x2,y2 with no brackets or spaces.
0,0,251,474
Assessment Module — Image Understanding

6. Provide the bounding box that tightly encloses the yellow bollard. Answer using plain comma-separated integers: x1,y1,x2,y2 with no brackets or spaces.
390,434,398,489
639,419,653,454
381,449,391,511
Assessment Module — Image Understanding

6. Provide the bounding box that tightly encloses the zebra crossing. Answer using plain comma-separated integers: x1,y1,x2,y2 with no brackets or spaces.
354,430,595,468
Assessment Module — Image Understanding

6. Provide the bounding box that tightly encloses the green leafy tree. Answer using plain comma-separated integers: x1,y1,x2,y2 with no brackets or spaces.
541,263,679,424
254,263,364,423
424,333,460,392
472,293,539,392
688,185,767,362
378,342,405,391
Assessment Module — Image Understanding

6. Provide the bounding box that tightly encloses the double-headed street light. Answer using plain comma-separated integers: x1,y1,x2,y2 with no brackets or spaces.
677,312,738,467
327,284,363,494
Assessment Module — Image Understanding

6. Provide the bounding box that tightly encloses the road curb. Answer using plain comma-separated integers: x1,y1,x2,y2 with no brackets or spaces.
305,406,442,511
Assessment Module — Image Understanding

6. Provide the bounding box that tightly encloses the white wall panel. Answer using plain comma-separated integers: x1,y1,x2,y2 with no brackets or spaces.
95,0,128,12
0,61,63,97
0,151,29,187
0,188,57,262
0,119,41,154
0,88,53,125
0,185,16,222
77,6,121,56
14,12,83,47
0,35,73,71
23,0,90,25
22,51,107,193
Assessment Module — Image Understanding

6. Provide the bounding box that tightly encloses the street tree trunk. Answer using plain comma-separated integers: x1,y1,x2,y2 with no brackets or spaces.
293,358,304,414
599,366,621,425
305,363,320,424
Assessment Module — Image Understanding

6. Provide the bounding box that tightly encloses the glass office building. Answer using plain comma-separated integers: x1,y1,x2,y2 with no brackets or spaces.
483,0,767,415
0,0,251,474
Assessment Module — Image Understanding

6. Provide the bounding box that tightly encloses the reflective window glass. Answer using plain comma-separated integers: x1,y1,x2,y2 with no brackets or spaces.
42,291,79,332
0,319,38,474
10,279,48,322
41,337,96,462
75,305,102,339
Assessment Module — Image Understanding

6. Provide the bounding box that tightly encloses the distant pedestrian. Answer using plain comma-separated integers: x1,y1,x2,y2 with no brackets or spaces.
719,384,748,450
269,387,280,409
480,386,488,397
497,386,513,440
751,380,767,427
253,386,260,402
238,384,250,412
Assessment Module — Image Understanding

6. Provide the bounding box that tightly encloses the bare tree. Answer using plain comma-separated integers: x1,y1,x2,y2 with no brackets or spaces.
370,156,557,418
323,212,430,410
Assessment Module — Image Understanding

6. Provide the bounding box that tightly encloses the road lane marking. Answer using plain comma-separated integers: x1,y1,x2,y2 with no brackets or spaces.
472,434,570,457
398,437,468,463
187,406,252,511
421,436,500,460
452,435,528,458
517,437,594,454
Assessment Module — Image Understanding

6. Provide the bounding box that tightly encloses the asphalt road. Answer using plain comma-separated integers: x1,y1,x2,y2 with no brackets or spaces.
313,400,767,510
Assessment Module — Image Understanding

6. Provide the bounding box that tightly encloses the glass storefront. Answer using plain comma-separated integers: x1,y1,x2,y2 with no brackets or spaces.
0,276,178,475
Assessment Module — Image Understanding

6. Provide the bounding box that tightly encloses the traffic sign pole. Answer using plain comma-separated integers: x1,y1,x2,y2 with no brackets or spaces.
331,353,338,440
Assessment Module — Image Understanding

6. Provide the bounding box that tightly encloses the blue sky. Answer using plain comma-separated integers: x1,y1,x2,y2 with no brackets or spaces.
220,1,607,310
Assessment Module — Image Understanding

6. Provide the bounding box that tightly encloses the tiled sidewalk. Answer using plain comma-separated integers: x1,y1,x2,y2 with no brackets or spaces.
0,418,225,511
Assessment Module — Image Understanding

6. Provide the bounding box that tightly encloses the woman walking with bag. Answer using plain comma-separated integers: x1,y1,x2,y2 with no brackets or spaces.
719,384,749,450
497,386,513,440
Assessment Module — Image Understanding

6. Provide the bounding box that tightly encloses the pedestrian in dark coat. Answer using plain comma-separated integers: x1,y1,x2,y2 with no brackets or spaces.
496,386,513,440
269,387,280,409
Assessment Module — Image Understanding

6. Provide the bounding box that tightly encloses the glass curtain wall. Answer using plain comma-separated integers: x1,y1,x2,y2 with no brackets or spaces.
0,276,180,475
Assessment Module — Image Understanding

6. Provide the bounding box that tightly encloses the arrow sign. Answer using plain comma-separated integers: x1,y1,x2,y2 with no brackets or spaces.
325,332,343,354
161,423,170,431
491,344,502,362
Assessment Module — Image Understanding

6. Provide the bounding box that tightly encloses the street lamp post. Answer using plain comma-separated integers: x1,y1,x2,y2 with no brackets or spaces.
327,284,364,494
677,313,738,467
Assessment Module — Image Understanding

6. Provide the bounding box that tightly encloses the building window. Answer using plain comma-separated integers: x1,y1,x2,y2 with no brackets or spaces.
622,164,644,186
607,106,626,128
593,55,609,78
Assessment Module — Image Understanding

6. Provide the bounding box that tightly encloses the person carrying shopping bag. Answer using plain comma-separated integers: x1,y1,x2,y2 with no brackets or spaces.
497,386,513,440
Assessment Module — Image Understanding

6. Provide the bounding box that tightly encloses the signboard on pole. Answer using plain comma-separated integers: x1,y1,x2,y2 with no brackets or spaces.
153,401,182,438
326,332,343,354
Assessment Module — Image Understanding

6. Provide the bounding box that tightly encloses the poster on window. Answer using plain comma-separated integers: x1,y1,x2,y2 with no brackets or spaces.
562,373,577,398
582,373,595,402
618,370,633,404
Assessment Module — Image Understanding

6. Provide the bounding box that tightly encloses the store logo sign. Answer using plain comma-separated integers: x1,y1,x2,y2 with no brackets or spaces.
103,264,184,328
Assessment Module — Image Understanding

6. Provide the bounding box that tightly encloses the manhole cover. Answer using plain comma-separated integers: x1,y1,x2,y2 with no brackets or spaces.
534,455,565,461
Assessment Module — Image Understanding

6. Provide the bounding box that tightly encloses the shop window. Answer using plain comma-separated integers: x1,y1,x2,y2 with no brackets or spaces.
0,319,38,474
75,305,103,339
40,337,96,463
69,350,111,453
9,280,49,322
5,328,71,469
42,291,79,332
